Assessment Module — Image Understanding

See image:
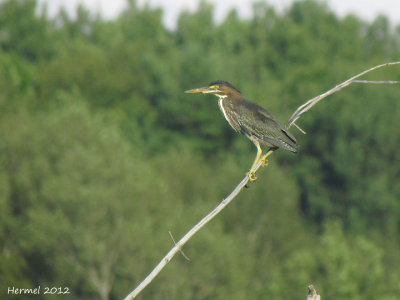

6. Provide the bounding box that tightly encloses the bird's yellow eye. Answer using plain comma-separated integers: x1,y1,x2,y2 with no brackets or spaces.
209,85,219,90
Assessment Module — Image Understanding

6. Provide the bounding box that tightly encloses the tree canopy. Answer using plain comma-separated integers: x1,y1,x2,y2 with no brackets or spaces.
1,0,400,299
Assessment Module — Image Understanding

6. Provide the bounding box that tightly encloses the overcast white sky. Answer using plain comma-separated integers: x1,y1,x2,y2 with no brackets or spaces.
38,0,400,29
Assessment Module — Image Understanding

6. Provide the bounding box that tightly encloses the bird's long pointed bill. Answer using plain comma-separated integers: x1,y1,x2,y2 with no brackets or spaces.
185,87,215,94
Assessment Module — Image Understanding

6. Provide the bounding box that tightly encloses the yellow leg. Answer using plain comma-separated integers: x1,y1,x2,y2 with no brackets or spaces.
260,149,275,167
247,142,262,181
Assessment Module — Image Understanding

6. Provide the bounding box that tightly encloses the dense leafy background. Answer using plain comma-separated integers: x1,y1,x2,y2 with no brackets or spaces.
1,0,400,299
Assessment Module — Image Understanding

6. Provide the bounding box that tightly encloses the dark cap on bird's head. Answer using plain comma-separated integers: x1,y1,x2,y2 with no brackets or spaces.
208,80,241,93
185,80,241,96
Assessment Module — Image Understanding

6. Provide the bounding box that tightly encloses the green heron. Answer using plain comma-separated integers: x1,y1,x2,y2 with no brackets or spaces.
185,80,298,181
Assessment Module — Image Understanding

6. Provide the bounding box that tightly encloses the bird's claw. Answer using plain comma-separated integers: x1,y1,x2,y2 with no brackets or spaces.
247,171,257,181
261,159,269,167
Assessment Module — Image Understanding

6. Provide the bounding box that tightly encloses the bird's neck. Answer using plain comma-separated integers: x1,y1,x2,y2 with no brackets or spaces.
217,95,237,130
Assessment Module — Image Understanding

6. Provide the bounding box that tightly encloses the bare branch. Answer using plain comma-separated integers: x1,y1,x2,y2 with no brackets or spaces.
351,80,400,84
307,284,321,300
287,61,400,129
123,62,400,300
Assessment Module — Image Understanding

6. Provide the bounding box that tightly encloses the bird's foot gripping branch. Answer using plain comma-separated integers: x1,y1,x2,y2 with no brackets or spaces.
247,171,258,182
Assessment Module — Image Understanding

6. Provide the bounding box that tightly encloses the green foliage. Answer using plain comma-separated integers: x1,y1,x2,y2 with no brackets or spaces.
0,0,53,60
1,0,400,299
270,221,400,299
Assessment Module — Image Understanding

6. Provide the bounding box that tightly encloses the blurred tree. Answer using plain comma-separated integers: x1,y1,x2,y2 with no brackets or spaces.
0,0,53,60
0,52,33,110
0,98,179,299
0,0,400,298
268,221,400,299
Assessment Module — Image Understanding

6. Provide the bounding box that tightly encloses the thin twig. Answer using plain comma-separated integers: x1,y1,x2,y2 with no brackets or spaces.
293,122,307,134
168,231,190,261
124,62,400,300
351,80,400,84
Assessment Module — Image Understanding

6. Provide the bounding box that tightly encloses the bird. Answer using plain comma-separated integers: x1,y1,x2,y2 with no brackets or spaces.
185,80,298,181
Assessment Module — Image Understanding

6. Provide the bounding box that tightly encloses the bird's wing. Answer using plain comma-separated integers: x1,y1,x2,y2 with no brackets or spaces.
237,100,298,152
